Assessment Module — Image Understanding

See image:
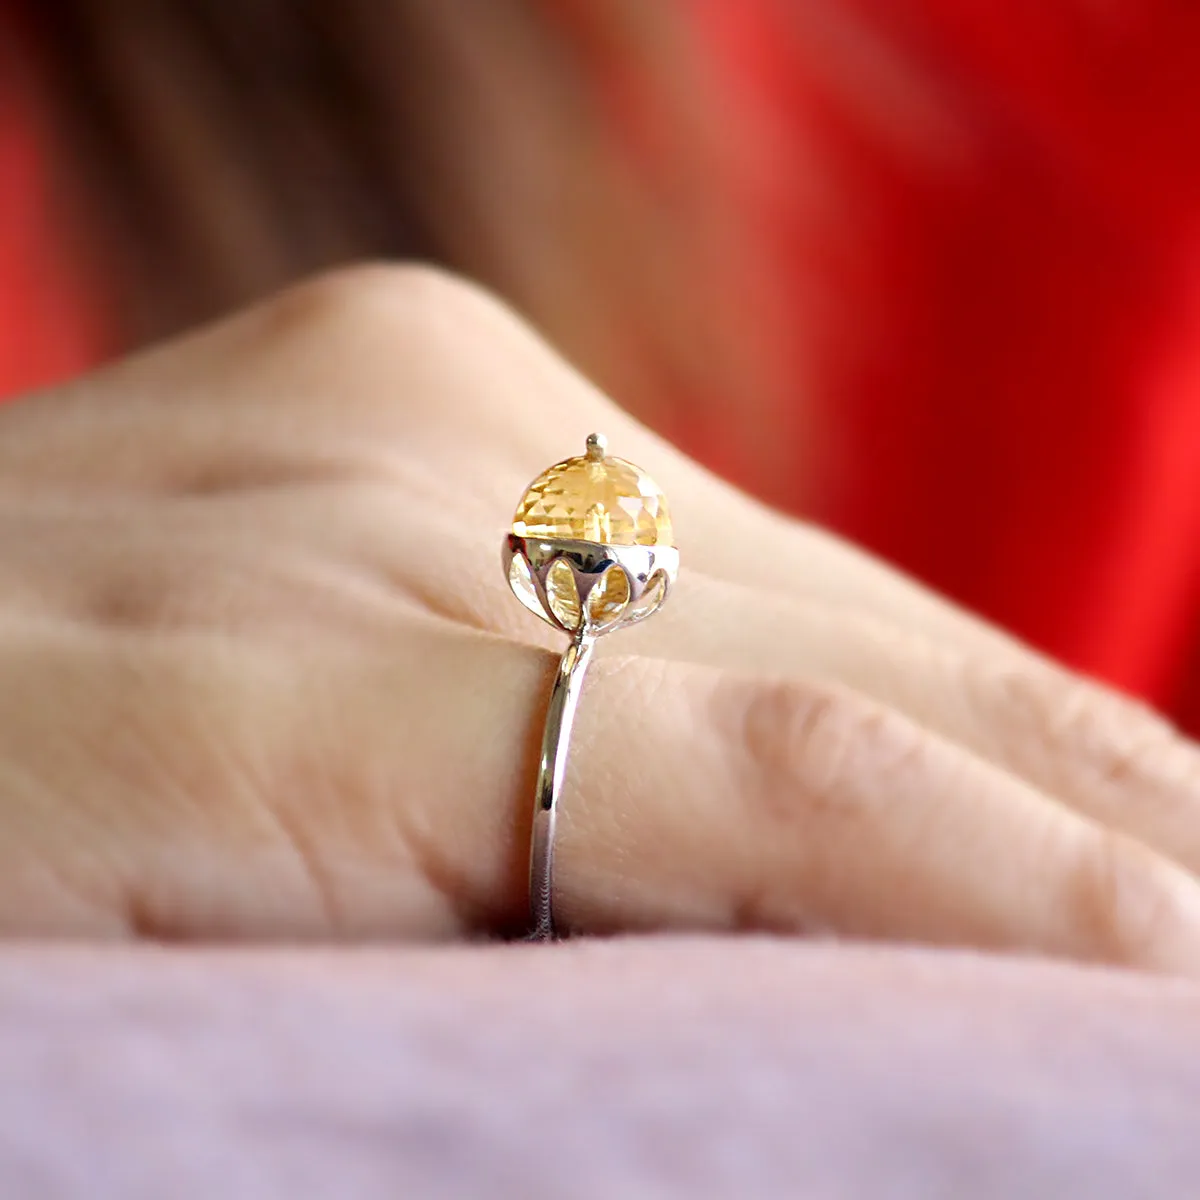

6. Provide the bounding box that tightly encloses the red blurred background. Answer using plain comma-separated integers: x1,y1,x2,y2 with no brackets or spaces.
4,0,1200,729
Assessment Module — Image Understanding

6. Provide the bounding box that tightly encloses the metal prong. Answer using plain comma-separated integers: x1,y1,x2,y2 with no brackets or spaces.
585,432,607,461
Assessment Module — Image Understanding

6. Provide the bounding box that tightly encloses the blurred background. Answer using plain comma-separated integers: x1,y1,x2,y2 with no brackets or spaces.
3,1,1200,729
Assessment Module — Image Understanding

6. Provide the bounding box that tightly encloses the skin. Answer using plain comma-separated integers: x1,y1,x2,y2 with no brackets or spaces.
1,264,1200,975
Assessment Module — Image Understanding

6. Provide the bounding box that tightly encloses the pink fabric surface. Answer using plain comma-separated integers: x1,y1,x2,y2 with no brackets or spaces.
1,936,1198,1197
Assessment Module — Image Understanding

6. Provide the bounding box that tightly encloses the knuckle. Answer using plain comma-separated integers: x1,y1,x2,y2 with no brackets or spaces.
713,675,896,822
1070,829,1186,966
89,571,163,631
699,672,934,934
238,262,534,435
259,262,508,349
1069,688,1189,791
988,667,1185,791
88,561,197,633
983,667,1081,742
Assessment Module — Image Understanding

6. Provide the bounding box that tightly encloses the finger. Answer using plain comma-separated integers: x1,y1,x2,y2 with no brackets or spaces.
289,476,1200,894
0,487,420,639
70,474,1195,952
0,265,1047,669
13,602,1200,975
22,414,1195,912
198,622,1200,975
612,574,1200,879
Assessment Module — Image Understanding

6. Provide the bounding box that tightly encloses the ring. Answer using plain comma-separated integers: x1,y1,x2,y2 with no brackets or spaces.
502,433,679,938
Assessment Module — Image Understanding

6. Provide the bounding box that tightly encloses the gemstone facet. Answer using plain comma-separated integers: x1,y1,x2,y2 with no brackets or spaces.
512,454,673,547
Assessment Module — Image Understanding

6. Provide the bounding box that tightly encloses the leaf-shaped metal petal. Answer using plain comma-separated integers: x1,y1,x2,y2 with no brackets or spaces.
626,569,668,624
586,563,631,629
544,558,582,630
507,551,547,622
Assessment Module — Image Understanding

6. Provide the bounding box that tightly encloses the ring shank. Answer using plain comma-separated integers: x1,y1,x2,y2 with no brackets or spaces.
529,629,596,939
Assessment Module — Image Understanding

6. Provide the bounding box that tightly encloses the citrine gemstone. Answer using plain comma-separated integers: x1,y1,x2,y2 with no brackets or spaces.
512,454,673,547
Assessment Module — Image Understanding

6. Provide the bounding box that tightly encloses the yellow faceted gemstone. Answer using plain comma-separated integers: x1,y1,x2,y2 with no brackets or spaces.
512,454,673,547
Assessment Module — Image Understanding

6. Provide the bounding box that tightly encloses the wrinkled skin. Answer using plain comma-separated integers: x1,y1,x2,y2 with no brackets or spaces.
1,265,1200,977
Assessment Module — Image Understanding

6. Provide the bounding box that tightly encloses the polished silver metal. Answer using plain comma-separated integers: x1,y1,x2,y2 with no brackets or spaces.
503,535,679,637
503,433,677,938
527,627,595,939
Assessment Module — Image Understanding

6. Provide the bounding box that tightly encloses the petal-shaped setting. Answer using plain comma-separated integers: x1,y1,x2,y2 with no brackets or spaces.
626,568,668,624
544,558,582,630
507,551,545,621
586,563,631,628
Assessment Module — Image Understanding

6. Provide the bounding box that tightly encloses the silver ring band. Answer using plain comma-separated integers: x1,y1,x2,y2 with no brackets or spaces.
503,534,677,938
529,628,596,939
501,435,678,941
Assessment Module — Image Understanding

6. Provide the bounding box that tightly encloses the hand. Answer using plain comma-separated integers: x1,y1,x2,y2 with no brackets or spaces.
2,265,1199,973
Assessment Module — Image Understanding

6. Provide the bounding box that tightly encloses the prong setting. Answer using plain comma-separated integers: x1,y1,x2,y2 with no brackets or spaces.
503,534,677,636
